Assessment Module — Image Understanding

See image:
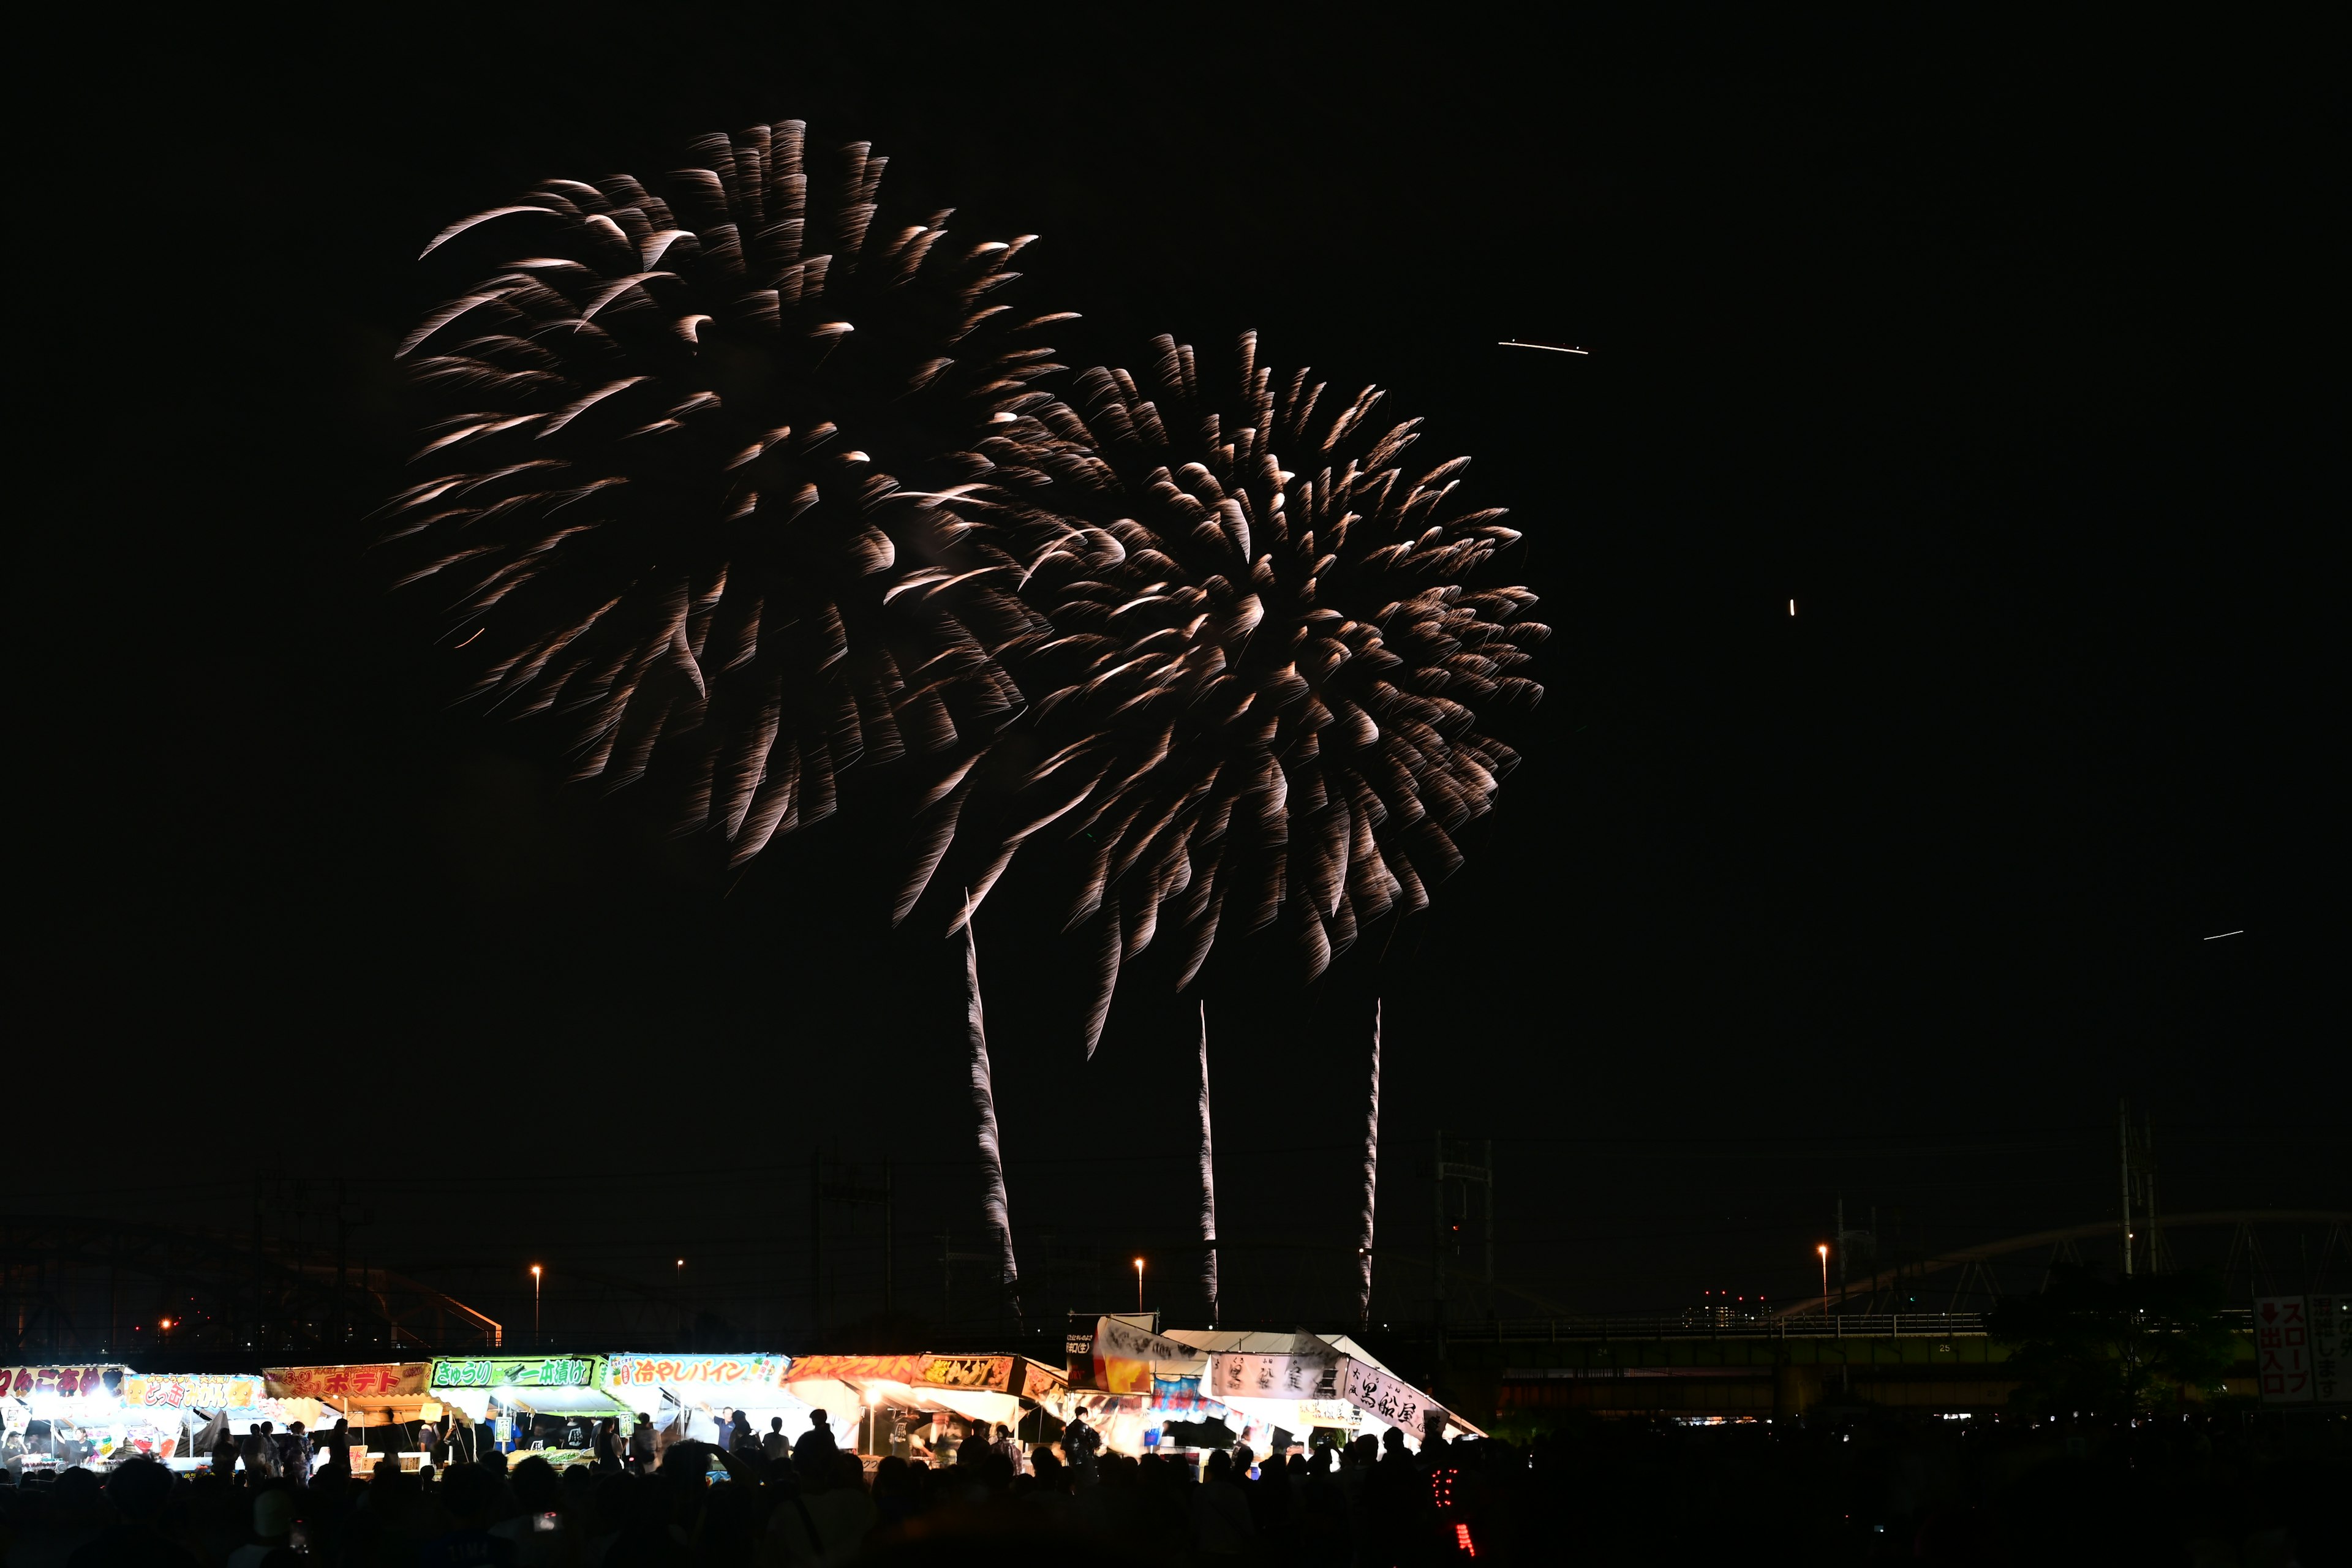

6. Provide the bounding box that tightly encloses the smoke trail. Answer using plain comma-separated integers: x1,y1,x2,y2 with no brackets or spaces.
1355,998,1382,1329
964,902,1019,1317
1196,1000,1219,1325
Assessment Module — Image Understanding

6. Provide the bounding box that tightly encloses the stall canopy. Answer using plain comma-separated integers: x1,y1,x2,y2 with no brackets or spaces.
1157,1328,1483,1448
783,1354,1071,1441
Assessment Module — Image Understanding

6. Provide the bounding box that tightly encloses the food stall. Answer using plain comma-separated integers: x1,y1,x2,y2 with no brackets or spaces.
121,1373,326,1471
426,1355,635,1468
6,1365,336,1476
781,1354,1072,1461
3,1365,135,1473
263,1363,436,1471
1164,1327,1485,1453
602,1353,811,1454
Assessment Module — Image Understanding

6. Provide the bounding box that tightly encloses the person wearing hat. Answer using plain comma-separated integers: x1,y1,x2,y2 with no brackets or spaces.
225,1487,295,1568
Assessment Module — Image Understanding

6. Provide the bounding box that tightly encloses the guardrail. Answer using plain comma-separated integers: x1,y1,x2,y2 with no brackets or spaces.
1392,1308,2256,1342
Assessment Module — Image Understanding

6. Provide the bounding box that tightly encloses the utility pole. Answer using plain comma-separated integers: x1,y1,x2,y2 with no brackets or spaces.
1483,1138,1496,1313
1432,1129,1446,1341
1836,1196,1847,1312
810,1150,823,1345
2119,1098,2135,1278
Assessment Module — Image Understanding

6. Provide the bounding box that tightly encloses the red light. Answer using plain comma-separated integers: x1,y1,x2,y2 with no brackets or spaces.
1455,1522,1477,1556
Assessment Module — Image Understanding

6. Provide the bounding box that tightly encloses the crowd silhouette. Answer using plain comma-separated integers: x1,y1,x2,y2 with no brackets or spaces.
2,1406,2345,1566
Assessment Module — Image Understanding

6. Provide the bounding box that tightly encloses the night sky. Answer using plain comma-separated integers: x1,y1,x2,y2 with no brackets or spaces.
24,12,2337,1341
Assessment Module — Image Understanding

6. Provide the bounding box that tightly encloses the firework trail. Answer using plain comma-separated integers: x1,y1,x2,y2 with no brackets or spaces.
902,331,1547,1051
380,121,1069,864
963,903,1020,1315
1356,998,1382,1330
1196,1000,1218,1325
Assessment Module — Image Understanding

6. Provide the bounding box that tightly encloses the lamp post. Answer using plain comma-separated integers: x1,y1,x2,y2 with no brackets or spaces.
532,1265,543,1346
1817,1245,1830,1319
1134,1257,1145,1314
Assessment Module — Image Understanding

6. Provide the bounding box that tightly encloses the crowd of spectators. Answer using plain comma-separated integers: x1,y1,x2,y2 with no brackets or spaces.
1,1408,2343,1566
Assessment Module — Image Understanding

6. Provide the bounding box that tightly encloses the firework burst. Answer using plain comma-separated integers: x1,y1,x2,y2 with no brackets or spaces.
904,331,1547,1050
379,121,1069,864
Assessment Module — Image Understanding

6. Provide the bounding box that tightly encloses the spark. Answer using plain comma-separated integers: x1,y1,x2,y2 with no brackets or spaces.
453,627,484,647
1498,339,1589,355
2203,930,2244,940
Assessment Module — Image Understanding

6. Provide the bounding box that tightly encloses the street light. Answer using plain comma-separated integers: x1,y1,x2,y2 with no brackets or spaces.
532,1265,543,1345
1134,1257,1145,1313
1817,1245,1830,1319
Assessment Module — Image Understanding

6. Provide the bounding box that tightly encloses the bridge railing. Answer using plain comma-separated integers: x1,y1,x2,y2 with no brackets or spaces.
1398,1307,2256,1342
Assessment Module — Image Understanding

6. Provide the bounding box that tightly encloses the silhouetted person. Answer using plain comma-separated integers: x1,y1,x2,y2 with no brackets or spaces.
791,1411,837,1472
224,1487,293,1568
1193,1449,1255,1558
69,1457,201,1568
761,1417,789,1463
421,1464,518,1568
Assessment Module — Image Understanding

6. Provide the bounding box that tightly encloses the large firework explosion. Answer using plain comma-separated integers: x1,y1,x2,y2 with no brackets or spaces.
379,121,1066,866
383,123,1545,1056
898,331,1548,1050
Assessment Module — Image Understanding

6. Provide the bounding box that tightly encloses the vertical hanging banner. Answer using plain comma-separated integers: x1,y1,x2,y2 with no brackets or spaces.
2255,1296,2313,1404
2306,1294,2348,1406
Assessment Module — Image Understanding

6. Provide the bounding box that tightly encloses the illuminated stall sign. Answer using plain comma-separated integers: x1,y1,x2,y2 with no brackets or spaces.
3,1366,127,1399
606,1355,790,1390
784,1354,1041,1396
265,1365,429,1400
430,1357,600,1390
123,1376,262,1411
919,1355,1012,1392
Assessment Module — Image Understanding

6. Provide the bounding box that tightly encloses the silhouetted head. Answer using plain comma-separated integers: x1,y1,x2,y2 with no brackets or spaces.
105,1457,173,1523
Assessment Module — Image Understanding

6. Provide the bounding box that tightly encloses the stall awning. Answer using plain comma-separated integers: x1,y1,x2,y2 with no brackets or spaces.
1158,1328,1483,1443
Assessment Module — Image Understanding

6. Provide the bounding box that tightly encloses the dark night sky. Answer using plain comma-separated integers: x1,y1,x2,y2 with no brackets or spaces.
21,10,2340,1338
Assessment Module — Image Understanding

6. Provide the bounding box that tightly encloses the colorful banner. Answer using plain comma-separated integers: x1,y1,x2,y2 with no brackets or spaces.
1020,1360,1068,1403
606,1355,790,1391
918,1355,1013,1392
2,1366,126,1400
781,1354,1017,1393
430,1356,601,1390
783,1354,932,1385
124,1375,262,1411
1088,1317,1204,1394
265,1365,429,1401
1208,1350,1344,1402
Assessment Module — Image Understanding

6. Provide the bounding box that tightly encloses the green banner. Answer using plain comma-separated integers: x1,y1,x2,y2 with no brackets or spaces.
429,1356,603,1390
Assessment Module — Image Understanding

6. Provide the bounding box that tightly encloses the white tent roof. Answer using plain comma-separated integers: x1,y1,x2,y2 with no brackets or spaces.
1154,1329,1399,1376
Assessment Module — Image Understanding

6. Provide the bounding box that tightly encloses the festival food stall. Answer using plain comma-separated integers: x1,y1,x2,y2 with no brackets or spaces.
1166,1327,1485,1453
426,1355,633,1466
1056,1321,1480,1460
781,1354,1072,1460
603,1352,810,1453
3,1365,135,1473
264,1363,435,1471
121,1372,325,1471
